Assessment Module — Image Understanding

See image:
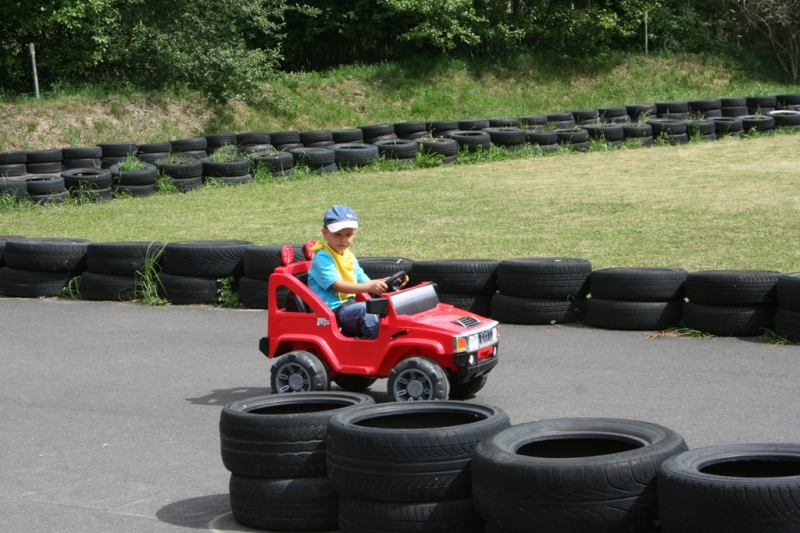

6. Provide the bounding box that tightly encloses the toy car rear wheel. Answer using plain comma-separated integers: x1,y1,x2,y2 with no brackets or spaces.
388,357,448,402
333,374,377,393
270,351,329,393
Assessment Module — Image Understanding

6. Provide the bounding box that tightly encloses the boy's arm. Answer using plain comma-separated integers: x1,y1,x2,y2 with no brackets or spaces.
332,278,388,295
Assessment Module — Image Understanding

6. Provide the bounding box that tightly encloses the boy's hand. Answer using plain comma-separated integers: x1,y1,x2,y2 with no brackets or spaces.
366,279,388,294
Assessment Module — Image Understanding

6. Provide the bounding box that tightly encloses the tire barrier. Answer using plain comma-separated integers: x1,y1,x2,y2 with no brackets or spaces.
0,235,798,340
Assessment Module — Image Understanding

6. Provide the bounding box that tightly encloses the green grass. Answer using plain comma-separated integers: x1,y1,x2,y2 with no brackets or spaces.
2,134,799,272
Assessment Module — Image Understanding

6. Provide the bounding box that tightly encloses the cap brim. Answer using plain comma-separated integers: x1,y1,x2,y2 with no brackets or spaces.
326,221,359,233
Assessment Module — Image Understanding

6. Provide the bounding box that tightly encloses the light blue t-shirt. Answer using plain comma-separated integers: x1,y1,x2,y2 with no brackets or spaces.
308,249,369,309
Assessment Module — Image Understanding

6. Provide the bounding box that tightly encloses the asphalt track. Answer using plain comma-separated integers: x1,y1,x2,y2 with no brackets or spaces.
1,297,798,532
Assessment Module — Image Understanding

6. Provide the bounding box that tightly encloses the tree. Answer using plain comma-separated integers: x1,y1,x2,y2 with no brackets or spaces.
736,0,800,80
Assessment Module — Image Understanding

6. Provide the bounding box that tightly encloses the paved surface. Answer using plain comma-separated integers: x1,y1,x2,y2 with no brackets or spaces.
1,297,798,532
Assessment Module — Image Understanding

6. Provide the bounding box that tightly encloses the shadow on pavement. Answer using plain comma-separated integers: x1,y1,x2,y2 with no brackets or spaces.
186,387,271,406
156,493,232,528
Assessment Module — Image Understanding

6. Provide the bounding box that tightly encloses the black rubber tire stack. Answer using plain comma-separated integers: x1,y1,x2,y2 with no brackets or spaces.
135,142,172,164
236,131,271,151
554,128,589,152
409,259,499,316
358,124,397,145
0,235,24,268
688,99,722,118
648,119,689,144
250,150,295,177
658,443,800,533
97,142,137,169
330,143,379,168
740,114,775,135
393,122,428,140
328,402,510,533
584,267,687,330
581,123,624,147
492,257,590,324
746,95,777,115
170,137,208,160
288,147,337,173
622,123,654,146
768,109,800,130
775,272,800,342
415,137,458,164
203,133,238,155
24,175,68,204
0,237,90,297
201,157,252,185
682,270,779,336
299,129,334,148
597,106,630,123
776,93,800,108
546,112,576,129
720,97,748,117
686,118,717,141
221,392,375,532
62,146,103,170
25,149,63,175
239,244,299,309
711,117,745,137
271,131,304,152
655,101,689,120
158,240,254,304
82,241,164,301
524,128,558,152
0,178,27,199
473,418,688,533
445,131,492,153
155,158,204,192
625,103,657,122
61,168,113,201
483,127,526,151
426,120,459,138
331,129,364,144
570,109,598,125
0,151,27,178
110,162,159,197
373,139,418,163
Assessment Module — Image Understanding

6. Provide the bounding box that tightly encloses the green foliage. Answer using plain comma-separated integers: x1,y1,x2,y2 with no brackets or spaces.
216,276,243,307
134,243,168,305
117,153,147,171
62,275,83,299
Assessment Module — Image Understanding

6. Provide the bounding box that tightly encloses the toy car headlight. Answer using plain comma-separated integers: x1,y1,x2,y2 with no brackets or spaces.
455,334,480,353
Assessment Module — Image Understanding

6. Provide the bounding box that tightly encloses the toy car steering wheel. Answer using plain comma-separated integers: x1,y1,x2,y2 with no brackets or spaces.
384,270,407,292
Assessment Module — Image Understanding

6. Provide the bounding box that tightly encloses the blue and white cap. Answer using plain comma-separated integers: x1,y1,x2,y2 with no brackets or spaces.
323,205,359,233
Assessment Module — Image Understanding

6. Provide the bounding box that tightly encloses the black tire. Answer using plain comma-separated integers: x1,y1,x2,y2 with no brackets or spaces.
387,357,449,402
26,161,63,174
0,163,27,177
740,114,775,132
358,124,394,139
339,496,484,533
3,238,90,273
201,158,250,178
288,147,336,168
137,142,173,154
0,267,71,297
61,168,113,190
97,142,137,158
393,122,427,135
331,129,364,143
237,276,267,309
546,112,573,122
458,119,490,130
490,294,582,325
688,99,721,112
581,124,624,141
711,117,744,134
109,163,158,186
0,151,26,165
409,259,498,294
445,131,491,152
438,293,492,316
682,302,775,336
721,97,747,107
357,256,415,280
655,101,689,114
497,257,592,299
473,418,688,533
229,475,339,532
72,186,112,202
448,374,487,400
483,127,526,147
686,270,779,305
686,119,716,135
250,151,294,173
658,443,800,533
236,131,270,146
777,273,800,310
295,130,333,146
584,298,682,330
243,244,294,280
554,128,589,144
768,110,800,127
374,139,418,159
26,149,63,164
154,157,203,179
622,124,652,138
170,137,208,153
157,273,219,304
79,272,136,301
333,375,378,393
525,129,558,146
426,121,459,137
205,174,252,185
590,267,687,301
220,391,373,478
170,177,203,192
162,240,253,278
662,133,688,144
62,146,101,159
597,106,627,119
746,95,777,108
135,153,169,164
330,143,379,167
24,176,65,195
30,191,68,204
776,93,800,106
86,241,164,276
570,109,598,122
648,118,688,136
775,307,800,341
416,138,458,157
270,350,329,394
327,401,510,502
721,106,749,117
518,115,547,126
112,183,155,197
0,178,27,197
625,103,657,120
488,118,519,127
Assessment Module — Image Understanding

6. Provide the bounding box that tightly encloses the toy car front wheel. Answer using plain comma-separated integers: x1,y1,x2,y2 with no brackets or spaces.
333,375,378,393
387,357,449,402
270,351,329,394
448,375,487,400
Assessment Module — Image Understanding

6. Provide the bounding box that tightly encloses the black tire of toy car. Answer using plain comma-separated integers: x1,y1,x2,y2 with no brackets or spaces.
270,350,330,395
446,131,492,151
0,178,27,196
448,374,488,400
155,159,203,179
200,158,251,178
525,129,558,145
497,258,592,299
472,418,688,533
774,308,800,341
682,302,775,336
330,143,379,167
0,267,71,297
589,267,688,301
438,293,493,316
0,151,26,165
157,273,219,304
327,401,510,502
584,299,682,330
332,375,378,393
416,138,458,157
161,240,252,278
490,294,582,325
581,124,624,141
387,357,450,402
220,391,374,478
777,273,800,310
3,238,90,273
23,176,64,195
554,128,589,144
61,168,112,190
357,256,415,280
339,496,484,533
685,270,779,305
409,259,498,294
251,151,294,172
86,241,164,276
229,474,340,532
78,272,136,301
657,443,800,533
109,163,158,186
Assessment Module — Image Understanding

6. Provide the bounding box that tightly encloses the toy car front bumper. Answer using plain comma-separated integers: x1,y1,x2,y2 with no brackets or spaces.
453,344,498,384
259,337,269,357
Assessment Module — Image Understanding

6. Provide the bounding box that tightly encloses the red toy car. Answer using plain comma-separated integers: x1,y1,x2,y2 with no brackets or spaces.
258,259,499,401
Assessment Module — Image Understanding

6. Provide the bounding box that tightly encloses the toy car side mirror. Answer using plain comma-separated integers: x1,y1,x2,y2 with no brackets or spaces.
366,298,389,318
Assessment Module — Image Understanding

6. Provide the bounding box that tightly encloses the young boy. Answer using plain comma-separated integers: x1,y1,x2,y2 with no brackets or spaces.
308,205,405,339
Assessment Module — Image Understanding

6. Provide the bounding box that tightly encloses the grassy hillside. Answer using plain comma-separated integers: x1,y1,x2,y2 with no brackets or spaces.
1,52,799,152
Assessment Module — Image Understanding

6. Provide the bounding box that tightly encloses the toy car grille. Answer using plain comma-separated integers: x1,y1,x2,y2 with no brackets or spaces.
453,316,482,328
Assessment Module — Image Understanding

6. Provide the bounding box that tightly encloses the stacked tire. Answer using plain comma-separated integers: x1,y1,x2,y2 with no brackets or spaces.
483,127,526,151
24,175,67,204
201,157,252,185
409,259,498,316
97,142,137,168
288,147,337,173
239,244,302,309
775,273,800,342
155,158,204,192
251,150,295,177
0,177,27,200
682,270,779,336
110,162,158,197
136,142,172,164
25,148,62,175
0,237,90,297
373,139,418,163
170,137,208,160
81,241,164,301
204,133,238,156
582,123,624,147
0,150,27,178
554,128,589,151
0,234,24,267
584,267,686,330
62,146,102,170
158,240,253,304
491,258,589,325
328,401,510,533
415,137,458,164
473,418,688,533
330,144,379,168
61,168,113,201
220,392,374,531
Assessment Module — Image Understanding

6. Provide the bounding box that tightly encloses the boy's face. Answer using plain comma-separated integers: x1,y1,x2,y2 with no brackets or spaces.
322,227,356,254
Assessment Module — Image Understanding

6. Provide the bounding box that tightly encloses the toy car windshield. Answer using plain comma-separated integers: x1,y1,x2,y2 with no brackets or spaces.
389,283,439,315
